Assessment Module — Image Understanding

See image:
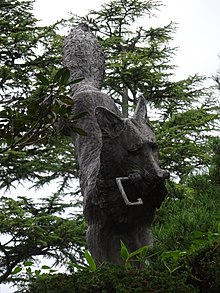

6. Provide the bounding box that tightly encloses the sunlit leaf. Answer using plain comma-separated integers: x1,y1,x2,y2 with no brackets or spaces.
41,265,51,270
26,267,32,275
35,269,41,277
11,266,22,275
24,261,34,267
129,245,148,258
120,240,129,260
85,250,96,271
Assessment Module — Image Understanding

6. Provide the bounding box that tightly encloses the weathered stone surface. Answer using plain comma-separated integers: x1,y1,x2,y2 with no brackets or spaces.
62,23,105,93
62,24,169,265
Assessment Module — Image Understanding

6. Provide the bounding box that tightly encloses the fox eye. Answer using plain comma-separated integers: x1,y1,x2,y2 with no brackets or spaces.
127,144,142,154
129,148,139,153
127,149,140,157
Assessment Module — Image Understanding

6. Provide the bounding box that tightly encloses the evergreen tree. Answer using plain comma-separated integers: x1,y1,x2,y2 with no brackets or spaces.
0,0,83,189
69,0,219,180
0,0,85,285
0,0,219,287
0,194,86,284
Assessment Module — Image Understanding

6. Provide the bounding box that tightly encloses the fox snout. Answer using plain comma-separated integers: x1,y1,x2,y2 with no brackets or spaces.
128,168,170,185
155,169,170,179
143,168,170,182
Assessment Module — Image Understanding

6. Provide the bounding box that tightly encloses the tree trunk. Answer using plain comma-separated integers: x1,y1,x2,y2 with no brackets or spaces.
122,86,129,118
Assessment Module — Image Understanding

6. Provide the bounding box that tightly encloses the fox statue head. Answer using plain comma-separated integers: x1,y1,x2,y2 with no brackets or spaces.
94,95,169,211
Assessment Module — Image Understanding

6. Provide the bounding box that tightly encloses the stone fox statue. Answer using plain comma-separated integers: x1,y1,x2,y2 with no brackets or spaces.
61,24,170,265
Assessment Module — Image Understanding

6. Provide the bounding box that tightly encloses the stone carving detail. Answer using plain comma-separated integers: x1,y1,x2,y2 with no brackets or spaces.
62,24,170,265
63,23,105,93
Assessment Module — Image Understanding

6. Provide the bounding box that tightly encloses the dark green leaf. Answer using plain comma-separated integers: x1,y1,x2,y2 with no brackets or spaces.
59,96,74,106
0,109,9,118
72,111,88,120
58,67,70,86
37,74,50,86
71,126,87,136
49,269,57,273
53,67,68,84
67,77,84,86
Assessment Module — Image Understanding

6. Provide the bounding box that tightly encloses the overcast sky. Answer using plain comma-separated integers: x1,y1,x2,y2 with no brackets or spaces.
1,0,220,292
33,0,220,81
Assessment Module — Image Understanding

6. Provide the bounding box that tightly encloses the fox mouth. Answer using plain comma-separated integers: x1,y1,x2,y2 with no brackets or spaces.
116,173,168,208
116,177,143,206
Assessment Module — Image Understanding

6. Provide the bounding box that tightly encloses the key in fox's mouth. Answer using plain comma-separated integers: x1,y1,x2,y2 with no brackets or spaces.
116,175,167,208
116,176,143,206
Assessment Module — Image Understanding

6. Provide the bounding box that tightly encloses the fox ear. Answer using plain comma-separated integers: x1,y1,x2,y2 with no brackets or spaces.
95,107,124,138
133,95,147,123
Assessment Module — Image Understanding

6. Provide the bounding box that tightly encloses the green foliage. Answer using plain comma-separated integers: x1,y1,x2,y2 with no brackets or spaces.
0,0,87,190
0,64,86,188
153,176,220,252
209,137,220,184
0,0,63,97
26,195,220,292
1,65,76,147
0,0,219,290
26,238,215,293
187,241,220,291
156,98,219,179
27,263,197,293
69,241,150,274
69,250,97,272
0,194,86,283
120,240,149,268
11,261,57,281
10,261,58,293
27,232,220,293
84,250,97,272
0,0,89,287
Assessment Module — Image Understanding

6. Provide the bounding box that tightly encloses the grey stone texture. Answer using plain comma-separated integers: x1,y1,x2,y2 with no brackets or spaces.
62,24,169,265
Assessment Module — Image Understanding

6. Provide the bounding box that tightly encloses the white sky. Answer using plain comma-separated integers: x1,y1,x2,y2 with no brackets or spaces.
33,0,220,80
1,0,220,292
